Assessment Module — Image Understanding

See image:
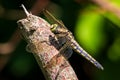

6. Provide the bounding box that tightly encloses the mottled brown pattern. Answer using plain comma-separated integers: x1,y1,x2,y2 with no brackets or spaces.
17,5,78,80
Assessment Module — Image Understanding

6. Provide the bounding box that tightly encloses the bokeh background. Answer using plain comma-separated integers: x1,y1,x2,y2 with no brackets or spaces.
0,0,120,80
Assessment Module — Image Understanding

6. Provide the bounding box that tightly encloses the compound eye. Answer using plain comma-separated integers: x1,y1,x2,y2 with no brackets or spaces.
50,24,59,33
29,29,36,35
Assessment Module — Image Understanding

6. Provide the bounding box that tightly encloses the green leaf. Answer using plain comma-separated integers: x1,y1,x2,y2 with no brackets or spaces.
75,10,106,56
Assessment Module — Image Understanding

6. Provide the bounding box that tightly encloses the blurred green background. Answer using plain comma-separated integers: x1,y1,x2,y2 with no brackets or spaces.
0,0,120,80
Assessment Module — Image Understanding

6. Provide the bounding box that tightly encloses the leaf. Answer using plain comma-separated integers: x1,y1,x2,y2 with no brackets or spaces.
75,10,106,56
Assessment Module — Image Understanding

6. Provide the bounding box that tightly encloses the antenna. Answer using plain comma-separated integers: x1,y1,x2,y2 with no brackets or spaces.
21,4,30,16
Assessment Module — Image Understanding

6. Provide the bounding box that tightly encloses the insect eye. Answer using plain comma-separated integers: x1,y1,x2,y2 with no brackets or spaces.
50,24,58,32
28,29,36,35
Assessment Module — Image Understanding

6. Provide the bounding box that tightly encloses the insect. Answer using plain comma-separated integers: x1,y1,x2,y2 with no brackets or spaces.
43,10,104,70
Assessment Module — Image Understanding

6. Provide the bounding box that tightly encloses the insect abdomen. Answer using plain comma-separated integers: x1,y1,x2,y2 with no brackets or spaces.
70,40,104,70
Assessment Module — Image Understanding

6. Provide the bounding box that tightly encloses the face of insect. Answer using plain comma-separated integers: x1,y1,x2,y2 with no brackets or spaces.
18,15,39,32
50,24,61,34
17,15,41,42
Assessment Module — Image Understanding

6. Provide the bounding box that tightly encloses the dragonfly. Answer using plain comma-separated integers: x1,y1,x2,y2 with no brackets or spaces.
43,10,104,70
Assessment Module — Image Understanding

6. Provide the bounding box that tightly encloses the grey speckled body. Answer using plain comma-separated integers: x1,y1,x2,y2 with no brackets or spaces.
43,10,104,70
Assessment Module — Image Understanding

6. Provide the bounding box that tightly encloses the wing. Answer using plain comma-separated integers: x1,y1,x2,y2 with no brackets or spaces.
43,10,67,30
43,10,104,70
